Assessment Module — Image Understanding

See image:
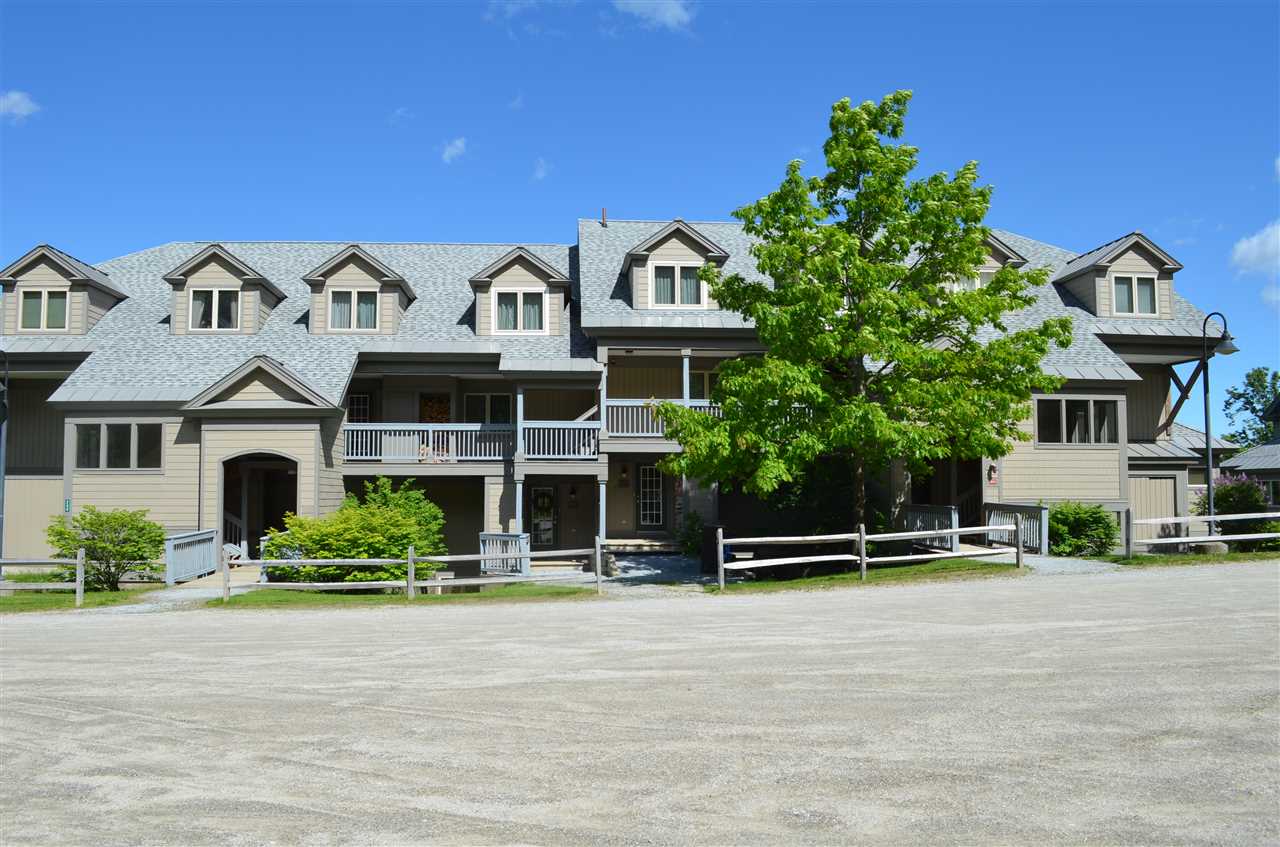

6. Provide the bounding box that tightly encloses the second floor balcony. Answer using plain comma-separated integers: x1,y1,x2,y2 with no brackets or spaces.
604,399,721,438
344,421,601,463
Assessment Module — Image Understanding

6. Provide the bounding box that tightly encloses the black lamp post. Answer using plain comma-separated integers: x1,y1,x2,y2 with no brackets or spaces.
1201,312,1238,529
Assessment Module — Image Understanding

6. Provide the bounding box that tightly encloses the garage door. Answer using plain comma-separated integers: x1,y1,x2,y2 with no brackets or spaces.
1131,476,1177,541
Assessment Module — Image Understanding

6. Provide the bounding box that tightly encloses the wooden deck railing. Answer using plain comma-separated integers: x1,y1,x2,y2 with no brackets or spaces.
345,423,516,462
604,399,720,437
521,421,600,459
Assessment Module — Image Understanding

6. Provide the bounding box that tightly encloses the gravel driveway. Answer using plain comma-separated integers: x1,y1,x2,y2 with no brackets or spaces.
2,562,1277,845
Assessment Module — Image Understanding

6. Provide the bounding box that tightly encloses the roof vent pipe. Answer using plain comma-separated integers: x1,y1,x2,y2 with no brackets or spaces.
601,207,607,227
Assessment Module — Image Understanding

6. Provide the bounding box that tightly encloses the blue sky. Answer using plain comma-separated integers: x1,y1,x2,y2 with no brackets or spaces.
1,0,1277,434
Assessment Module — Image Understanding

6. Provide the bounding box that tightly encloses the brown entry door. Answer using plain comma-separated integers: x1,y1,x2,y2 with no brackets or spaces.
419,393,451,423
530,486,557,548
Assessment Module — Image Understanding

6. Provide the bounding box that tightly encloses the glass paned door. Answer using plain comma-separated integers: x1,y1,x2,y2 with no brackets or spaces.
638,465,664,527
531,486,557,547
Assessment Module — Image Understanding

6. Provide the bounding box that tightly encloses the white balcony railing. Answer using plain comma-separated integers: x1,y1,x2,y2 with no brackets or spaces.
345,423,515,463
604,399,721,437
522,421,600,459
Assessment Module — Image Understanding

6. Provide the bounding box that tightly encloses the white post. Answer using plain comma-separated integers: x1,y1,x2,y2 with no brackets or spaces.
515,385,526,460
593,535,602,595
406,545,416,599
1038,505,1050,555
715,526,725,591
597,478,607,544
681,349,691,403
220,547,230,603
949,506,960,553
858,524,867,582
1123,508,1133,558
514,479,524,534
75,547,85,608
163,536,176,586
599,361,609,437
1014,514,1024,569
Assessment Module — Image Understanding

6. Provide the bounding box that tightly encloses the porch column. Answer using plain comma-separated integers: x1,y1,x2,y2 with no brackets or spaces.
515,385,526,460
599,350,609,437
514,478,524,534
681,348,691,403
598,478,607,542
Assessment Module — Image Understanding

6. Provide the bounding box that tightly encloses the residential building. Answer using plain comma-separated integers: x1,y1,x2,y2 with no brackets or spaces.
0,218,1233,557
1220,397,1280,505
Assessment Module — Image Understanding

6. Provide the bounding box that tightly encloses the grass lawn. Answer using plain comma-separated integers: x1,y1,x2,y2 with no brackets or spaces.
210,582,596,609
1,570,66,583
0,585,163,614
706,557,1020,594
1099,551,1280,568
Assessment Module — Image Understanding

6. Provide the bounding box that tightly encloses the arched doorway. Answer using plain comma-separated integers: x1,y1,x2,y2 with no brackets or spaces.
222,452,298,558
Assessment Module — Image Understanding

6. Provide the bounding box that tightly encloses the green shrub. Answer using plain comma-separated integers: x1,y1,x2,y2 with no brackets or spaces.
1193,474,1280,552
678,511,706,557
46,507,165,591
261,477,448,582
1048,501,1119,556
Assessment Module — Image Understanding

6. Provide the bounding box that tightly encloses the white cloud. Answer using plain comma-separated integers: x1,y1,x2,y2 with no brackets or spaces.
508,93,524,110
0,90,40,123
1231,219,1280,275
441,137,467,164
532,157,550,181
612,0,694,31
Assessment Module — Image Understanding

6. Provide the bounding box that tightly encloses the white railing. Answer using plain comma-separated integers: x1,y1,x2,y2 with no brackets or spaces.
1124,510,1280,557
714,520,1023,590
345,423,515,463
983,503,1050,554
164,529,219,585
604,399,721,437
0,549,86,607
903,504,960,552
223,513,244,552
479,532,531,575
218,539,605,601
522,421,600,459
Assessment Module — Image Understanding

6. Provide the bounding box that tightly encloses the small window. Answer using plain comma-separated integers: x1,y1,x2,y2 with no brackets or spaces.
493,290,546,333
1114,276,1157,316
951,271,997,293
689,370,719,401
74,422,164,470
18,290,68,330
463,393,514,424
190,289,238,330
652,265,703,307
329,290,378,331
638,465,664,526
347,393,371,424
1037,398,1119,445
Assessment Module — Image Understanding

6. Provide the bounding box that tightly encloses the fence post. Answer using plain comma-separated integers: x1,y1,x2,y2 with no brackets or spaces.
75,548,85,608
1013,514,1024,569
858,523,867,582
1038,506,1050,555
1123,508,1133,559
949,507,960,553
593,535,602,595
163,535,176,586
220,547,230,603
406,545,416,599
715,526,725,591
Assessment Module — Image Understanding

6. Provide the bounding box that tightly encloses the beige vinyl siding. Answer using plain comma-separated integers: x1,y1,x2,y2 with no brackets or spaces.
241,287,260,333
475,283,492,335
609,362,682,399
1106,246,1172,319
630,257,649,311
201,425,319,532
70,420,202,532
5,379,64,473
484,476,514,532
1000,407,1125,502
1094,270,1111,315
1127,366,1171,442
259,289,279,329
1130,476,1178,540
523,389,595,420
1063,271,1099,313
2,477,63,557
85,285,116,330
317,417,345,515
214,371,306,404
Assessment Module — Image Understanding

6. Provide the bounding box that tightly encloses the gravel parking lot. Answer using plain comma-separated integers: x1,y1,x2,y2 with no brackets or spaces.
2,562,1277,845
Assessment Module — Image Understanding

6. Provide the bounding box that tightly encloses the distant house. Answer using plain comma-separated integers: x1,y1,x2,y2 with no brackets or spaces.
1220,397,1280,505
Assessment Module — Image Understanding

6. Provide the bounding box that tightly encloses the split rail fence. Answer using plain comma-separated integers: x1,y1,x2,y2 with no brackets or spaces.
215,538,606,602
714,518,1024,590
0,549,87,607
1124,510,1280,557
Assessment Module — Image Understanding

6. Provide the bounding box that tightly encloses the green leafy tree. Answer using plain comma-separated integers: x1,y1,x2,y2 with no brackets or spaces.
1223,366,1279,448
261,476,447,582
46,506,165,591
1193,474,1280,552
655,92,1072,525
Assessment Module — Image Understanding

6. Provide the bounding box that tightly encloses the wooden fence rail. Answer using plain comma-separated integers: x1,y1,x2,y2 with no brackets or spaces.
715,519,1023,590
0,549,87,607
1123,510,1280,557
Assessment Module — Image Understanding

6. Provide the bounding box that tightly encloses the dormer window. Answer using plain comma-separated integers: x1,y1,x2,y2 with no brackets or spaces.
949,271,996,293
652,265,704,307
329,289,379,331
20,290,68,330
1113,276,1157,316
189,288,239,331
495,290,545,333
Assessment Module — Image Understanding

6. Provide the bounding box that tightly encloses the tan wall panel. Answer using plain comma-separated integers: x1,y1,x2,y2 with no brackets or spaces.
201,426,319,531
70,420,202,533
609,362,682,399
631,257,649,310
2,477,64,558
1000,415,1122,501
485,476,514,532
1107,246,1172,320
318,417,346,515
524,389,595,420
6,379,64,473
1127,366,1171,442
214,371,306,404
1130,476,1177,540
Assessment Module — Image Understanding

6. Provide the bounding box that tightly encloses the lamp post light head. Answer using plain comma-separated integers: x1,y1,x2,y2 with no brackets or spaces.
1214,333,1240,355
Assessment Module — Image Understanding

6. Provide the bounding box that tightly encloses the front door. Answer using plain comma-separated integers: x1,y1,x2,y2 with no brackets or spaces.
419,393,451,423
530,486,557,548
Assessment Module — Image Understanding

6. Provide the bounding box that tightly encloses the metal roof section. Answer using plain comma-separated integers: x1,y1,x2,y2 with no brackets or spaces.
1221,441,1280,472
1128,441,1199,461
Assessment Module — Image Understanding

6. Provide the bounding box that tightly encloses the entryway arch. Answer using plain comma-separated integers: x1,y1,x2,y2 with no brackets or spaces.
221,451,298,558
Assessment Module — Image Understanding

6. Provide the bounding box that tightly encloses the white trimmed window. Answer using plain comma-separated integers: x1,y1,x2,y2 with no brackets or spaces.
494,290,545,333
651,264,704,307
329,289,379,331
74,422,163,470
19,290,68,330
189,289,239,330
346,393,371,424
1113,275,1157,316
950,270,996,293
463,393,513,424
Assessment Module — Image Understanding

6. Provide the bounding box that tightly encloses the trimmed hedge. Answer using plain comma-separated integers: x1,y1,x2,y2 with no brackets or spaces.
1048,501,1119,557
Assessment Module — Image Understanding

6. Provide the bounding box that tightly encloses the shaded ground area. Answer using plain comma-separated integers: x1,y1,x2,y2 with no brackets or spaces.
2,562,1276,845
